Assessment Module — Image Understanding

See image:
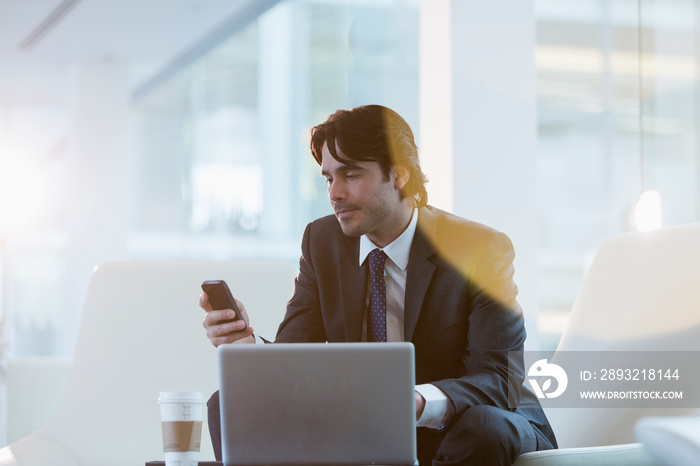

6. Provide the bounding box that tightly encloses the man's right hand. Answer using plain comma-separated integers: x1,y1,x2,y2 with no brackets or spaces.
200,292,255,347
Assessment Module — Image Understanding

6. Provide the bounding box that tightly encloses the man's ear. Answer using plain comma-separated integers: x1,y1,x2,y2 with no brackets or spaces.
392,165,410,190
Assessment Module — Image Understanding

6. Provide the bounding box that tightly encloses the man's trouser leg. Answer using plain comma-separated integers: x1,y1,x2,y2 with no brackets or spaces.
421,405,555,466
207,390,223,461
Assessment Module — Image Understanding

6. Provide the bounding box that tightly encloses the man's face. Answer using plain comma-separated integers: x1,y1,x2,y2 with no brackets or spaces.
320,142,407,246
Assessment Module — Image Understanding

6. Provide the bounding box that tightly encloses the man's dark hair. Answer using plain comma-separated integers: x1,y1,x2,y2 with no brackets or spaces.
310,104,428,208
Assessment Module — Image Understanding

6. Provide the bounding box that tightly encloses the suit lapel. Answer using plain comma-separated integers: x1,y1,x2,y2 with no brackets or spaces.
339,235,367,342
404,207,437,342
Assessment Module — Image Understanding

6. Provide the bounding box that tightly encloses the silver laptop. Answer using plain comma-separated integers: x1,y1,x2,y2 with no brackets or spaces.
218,342,417,466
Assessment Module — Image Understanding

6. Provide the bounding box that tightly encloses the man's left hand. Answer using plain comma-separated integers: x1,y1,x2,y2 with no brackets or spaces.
415,391,426,421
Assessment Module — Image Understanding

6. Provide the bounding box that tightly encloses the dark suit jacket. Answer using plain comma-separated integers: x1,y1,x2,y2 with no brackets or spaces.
274,205,556,453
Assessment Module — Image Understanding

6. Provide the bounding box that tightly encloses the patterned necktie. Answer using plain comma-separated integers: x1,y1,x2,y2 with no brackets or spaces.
367,248,388,342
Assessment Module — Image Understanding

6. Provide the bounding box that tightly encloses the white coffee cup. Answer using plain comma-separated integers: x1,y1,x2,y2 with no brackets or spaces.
158,391,205,466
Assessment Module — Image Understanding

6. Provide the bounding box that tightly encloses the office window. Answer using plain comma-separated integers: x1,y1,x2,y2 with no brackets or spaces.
535,0,700,348
0,105,70,356
0,0,418,361
131,0,419,263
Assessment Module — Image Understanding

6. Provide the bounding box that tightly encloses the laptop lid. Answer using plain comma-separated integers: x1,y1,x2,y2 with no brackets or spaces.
218,342,417,466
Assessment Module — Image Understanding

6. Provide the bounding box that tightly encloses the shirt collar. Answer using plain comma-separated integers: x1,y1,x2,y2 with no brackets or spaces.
359,208,418,270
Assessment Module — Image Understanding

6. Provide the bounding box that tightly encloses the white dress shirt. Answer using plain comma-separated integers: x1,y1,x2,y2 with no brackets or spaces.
358,209,450,430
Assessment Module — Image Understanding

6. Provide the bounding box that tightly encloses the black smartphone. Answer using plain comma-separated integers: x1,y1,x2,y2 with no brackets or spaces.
201,280,247,328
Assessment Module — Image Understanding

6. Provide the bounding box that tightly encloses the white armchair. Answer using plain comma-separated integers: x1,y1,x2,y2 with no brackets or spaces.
0,260,296,466
515,222,700,465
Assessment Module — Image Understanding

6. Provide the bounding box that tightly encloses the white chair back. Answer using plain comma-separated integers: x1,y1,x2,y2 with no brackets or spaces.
0,260,296,466
546,223,700,448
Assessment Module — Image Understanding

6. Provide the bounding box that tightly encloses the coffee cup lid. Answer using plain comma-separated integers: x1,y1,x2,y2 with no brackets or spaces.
158,391,205,404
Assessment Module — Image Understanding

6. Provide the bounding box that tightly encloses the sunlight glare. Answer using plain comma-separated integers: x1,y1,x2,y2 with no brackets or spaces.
0,158,46,234
634,190,662,232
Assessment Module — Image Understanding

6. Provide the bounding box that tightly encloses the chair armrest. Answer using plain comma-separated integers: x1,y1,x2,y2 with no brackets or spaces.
513,443,656,466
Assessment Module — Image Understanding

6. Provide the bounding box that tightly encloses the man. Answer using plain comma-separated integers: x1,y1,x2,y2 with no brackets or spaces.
201,105,557,465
